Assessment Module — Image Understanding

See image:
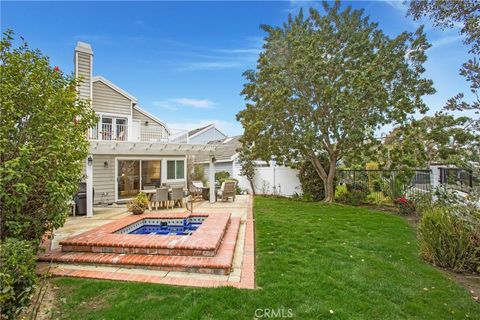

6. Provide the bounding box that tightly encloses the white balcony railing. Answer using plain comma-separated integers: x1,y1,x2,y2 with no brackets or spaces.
89,123,128,141
88,124,194,144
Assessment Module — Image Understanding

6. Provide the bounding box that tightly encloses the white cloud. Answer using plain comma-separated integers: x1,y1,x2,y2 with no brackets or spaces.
176,36,263,71
177,61,244,71
152,100,177,111
383,0,408,14
430,34,463,49
171,98,215,109
152,98,215,110
285,0,321,14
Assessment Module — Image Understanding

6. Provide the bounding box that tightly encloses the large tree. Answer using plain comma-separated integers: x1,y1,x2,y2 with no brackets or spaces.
380,113,478,170
237,2,434,201
408,0,480,172
0,30,97,242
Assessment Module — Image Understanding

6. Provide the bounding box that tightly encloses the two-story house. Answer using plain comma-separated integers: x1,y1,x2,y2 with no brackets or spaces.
74,42,217,216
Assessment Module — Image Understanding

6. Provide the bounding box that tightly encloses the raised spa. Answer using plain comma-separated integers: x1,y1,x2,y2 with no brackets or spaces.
116,217,206,236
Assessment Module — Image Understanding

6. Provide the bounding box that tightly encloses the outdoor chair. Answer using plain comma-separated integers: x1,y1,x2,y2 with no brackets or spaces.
170,187,184,208
150,188,168,210
189,180,204,200
217,181,236,202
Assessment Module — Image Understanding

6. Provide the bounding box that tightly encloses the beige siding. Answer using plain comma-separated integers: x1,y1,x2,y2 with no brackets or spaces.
91,155,186,203
132,108,169,141
92,155,116,204
76,52,91,99
92,81,132,116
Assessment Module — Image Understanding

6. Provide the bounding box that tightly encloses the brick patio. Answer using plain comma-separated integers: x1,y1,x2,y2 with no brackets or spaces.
37,194,255,289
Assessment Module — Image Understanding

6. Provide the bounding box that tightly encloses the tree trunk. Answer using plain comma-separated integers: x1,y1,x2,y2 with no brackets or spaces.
248,178,256,196
324,164,336,202
310,153,337,203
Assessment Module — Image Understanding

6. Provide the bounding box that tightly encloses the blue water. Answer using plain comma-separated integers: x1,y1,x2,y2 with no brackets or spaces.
129,221,202,235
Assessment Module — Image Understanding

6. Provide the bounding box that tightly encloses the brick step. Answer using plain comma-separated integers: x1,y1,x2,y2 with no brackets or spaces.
39,217,241,275
59,212,231,257
37,263,235,288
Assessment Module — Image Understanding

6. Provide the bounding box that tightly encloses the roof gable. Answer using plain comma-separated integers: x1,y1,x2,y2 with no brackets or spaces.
92,76,137,102
133,106,170,134
188,124,227,140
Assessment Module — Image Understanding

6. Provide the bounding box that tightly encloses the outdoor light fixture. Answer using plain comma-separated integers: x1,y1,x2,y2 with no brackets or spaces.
144,120,149,126
211,156,216,163
104,161,109,168
87,156,93,166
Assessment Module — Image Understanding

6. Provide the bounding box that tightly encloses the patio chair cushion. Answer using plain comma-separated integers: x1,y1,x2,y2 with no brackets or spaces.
151,188,168,202
170,187,184,201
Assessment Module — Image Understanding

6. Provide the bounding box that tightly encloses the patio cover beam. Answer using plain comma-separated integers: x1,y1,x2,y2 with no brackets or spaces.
89,141,217,156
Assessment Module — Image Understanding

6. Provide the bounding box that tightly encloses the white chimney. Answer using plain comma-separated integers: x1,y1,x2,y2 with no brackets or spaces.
74,42,93,100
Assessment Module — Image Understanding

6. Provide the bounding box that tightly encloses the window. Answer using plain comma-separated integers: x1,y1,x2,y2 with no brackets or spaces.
99,116,128,141
167,160,185,180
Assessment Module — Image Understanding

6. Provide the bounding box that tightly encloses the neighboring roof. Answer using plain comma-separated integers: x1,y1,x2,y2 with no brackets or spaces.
133,105,171,135
195,135,242,163
187,124,227,140
92,76,138,102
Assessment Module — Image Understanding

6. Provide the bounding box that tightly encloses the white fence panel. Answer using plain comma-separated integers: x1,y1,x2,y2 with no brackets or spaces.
232,160,302,196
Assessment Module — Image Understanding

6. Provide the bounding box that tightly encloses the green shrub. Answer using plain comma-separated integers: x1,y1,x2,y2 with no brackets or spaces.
298,161,326,201
0,238,37,319
215,171,231,184
346,182,368,194
192,164,206,183
418,206,480,273
372,180,382,192
388,178,405,200
347,190,368,205
411,192,433,215
365,191,391,205
335,185,348,200
336,184,368,205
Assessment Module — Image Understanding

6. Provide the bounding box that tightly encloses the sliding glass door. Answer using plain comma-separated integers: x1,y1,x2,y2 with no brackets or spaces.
117,159,162,200
141,160,161,189
117,160,140,200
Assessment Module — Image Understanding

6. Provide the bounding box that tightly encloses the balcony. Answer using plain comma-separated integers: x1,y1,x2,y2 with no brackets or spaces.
89,123,128,142
88,124,190,144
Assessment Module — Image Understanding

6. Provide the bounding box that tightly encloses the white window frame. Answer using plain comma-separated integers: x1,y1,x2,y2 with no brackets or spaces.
114,157,186,202
95,112,131,141
166,159,186,181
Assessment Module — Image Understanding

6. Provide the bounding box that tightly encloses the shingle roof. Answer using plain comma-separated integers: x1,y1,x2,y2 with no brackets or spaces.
195,135,242,163
188,124,213,137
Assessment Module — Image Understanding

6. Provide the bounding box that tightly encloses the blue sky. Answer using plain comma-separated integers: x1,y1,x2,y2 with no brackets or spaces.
1,1,472,136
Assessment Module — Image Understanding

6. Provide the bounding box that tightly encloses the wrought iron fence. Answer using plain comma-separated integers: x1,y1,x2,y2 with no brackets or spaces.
336,169,432,205
439,168,479,193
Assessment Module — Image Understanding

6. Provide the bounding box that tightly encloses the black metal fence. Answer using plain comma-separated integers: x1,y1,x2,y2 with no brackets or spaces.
439,168,479,193
336,169,432,205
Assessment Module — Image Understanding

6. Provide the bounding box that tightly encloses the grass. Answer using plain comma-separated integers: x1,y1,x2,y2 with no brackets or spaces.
51,197,480,319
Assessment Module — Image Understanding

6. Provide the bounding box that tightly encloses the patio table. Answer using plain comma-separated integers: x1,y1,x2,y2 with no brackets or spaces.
141,189,187,210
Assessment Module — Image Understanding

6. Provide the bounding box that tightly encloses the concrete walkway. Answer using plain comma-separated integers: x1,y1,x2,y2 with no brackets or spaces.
38,195,255,289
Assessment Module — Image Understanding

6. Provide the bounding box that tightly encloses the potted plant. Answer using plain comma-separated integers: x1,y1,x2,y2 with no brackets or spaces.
127,192,149,215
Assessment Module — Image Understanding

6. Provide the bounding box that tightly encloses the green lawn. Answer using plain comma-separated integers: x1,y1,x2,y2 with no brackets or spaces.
51,197,480,319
